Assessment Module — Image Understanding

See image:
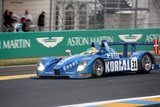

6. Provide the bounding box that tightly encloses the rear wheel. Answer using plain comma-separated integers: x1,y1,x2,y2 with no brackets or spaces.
140,53,152,73
93,59,104,77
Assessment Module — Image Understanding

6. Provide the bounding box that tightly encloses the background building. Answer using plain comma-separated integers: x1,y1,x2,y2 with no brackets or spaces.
0,0,160,32
55,0,103,30
0,0,2,31
101,0,160,29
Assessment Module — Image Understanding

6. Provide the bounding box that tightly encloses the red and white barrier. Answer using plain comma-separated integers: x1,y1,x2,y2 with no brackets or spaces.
153,39,159,54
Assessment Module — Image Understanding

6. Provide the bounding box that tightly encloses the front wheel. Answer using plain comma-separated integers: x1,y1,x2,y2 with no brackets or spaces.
140,53,152,73
93,59,105,77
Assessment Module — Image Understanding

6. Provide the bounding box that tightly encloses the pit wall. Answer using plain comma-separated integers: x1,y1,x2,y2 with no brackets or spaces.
0,28,159,59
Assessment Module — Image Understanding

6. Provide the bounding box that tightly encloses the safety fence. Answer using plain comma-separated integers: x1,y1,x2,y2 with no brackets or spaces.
0,28,159,59
1,0,160,32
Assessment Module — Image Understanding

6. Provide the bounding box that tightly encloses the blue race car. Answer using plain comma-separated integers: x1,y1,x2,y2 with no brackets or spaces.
36,40,159,78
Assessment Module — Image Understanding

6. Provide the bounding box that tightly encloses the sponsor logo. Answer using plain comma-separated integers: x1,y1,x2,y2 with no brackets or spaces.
67,36,114,46
0,39,31,50
146,34,160,42
36,37,64,48
119,34,142,42
105,58,138,72
63,61,78,71
106,53,119,58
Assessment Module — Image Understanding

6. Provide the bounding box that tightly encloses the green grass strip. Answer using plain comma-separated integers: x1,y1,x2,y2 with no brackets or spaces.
0,58,39,67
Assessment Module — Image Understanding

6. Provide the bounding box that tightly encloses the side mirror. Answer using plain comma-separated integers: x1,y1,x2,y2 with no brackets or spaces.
65,49,72,56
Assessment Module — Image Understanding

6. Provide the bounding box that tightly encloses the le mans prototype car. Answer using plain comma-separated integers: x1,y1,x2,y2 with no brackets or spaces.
36,40,159,78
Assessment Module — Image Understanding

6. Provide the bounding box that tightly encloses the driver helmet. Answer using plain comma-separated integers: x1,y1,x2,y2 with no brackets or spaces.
90,47,98,54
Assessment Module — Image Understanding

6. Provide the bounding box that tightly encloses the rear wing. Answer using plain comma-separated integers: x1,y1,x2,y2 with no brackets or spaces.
108,41,157,58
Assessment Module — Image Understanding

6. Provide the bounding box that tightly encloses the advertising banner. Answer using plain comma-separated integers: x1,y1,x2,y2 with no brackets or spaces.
0,28,160,59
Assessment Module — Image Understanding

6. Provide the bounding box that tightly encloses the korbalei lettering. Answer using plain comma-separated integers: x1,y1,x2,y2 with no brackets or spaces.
105,60,131,72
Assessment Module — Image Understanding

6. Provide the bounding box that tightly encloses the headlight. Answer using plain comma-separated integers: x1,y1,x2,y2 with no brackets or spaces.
37,61,45,71
77,61,88,72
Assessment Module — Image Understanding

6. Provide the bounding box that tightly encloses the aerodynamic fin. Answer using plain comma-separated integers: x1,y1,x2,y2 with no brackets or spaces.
91,42,101,51
101,40,110,52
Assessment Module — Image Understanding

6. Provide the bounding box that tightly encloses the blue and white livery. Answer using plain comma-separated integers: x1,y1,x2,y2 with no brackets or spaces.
36,40,159,78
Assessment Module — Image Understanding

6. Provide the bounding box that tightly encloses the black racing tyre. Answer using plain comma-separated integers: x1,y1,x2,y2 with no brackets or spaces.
93,59,105,77
140,53,152,73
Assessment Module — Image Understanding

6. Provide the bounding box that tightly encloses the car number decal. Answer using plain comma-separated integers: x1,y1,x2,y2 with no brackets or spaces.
131,58,138,71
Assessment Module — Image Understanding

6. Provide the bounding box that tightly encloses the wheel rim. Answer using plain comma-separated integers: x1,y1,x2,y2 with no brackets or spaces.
142,55,152,71
93,59,104,77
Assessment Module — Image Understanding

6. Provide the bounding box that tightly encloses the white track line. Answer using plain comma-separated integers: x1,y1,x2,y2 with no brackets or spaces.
0,74,36,81
59,95,160,107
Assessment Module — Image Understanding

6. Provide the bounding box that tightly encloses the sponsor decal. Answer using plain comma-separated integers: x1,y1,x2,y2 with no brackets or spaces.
63,61,78,71
36,37,64,48
105,58,138,72
119,34,142,42
67,36,114,46
106,53,119,58
0,39,31,49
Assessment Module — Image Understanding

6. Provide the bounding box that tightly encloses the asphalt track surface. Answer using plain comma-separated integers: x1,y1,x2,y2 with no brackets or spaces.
0,65,160,107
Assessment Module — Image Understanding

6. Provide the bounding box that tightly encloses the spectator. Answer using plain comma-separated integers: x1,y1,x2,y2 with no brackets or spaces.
3,10,18,32
21,17,28,32
12,12,19,22
22,9,33,23
8,12,14,23
37,11,45,31
8,11,19,25
3,10,12,31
